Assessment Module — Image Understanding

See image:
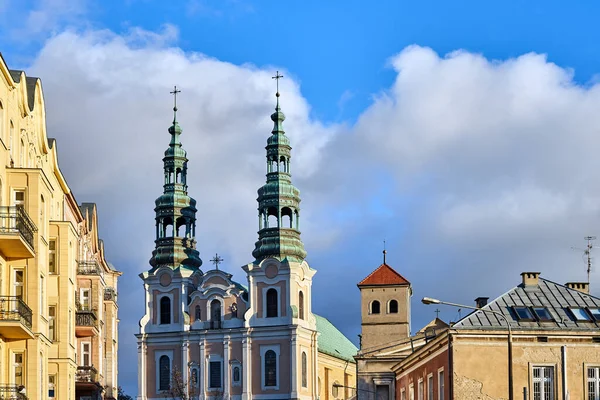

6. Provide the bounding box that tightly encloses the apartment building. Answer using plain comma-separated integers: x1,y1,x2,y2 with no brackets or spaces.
0,53,120,399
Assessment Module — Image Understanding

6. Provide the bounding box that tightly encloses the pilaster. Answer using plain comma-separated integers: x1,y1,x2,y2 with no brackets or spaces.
224,337,230,399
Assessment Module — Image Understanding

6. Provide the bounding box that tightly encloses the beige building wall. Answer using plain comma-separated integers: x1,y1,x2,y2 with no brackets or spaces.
318,353,356,400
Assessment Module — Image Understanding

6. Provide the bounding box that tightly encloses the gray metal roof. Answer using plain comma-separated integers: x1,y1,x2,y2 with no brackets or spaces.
453,278,600,331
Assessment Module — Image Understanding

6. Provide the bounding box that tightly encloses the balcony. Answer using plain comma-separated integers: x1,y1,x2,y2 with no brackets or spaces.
75,366,102,396
0,385,27,400
104,287,117,302
209,320,222,330
76,366,99,383
0,206,36,260
0,297,34,340
77,261,103,276
75,308,98,337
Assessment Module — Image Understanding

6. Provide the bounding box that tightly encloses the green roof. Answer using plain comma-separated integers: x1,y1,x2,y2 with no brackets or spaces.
315,314,358,363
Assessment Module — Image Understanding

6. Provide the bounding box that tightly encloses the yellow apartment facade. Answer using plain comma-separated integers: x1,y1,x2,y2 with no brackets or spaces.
0,53,120,400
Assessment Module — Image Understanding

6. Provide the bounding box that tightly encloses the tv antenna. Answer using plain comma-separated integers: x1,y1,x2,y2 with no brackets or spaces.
571,236,595,284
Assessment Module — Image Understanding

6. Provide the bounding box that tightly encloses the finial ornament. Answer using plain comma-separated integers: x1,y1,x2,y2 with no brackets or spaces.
210,253,224,270
383,240,387,264
170,85,181,121
272,71,283,98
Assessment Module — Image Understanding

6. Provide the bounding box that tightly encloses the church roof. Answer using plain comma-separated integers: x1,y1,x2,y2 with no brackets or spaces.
315,314,358,363
358,263,410,286
417,317,449,334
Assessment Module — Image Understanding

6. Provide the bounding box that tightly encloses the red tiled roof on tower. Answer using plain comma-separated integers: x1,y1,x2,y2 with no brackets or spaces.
358,263,410,286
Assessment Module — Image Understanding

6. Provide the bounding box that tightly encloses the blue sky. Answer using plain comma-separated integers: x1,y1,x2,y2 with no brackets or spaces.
4,0,600,396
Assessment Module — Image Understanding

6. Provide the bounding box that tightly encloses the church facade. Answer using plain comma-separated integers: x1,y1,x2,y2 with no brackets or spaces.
136,87,357,400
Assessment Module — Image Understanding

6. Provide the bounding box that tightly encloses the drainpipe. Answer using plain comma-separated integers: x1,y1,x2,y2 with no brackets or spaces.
561,346,568,400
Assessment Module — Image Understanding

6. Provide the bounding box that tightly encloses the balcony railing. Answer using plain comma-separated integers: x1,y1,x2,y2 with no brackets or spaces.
104,287,117,302
209,320,222,330
0,297,32,329
76,309,98,327
0,206,36,249
0,385,28,400
77,261,103,276
76,366,98,383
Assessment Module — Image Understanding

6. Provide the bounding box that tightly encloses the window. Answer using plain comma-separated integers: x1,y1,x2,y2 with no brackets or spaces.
533,307,553,321
191,368,198,388
513,306,534,321
589,367,600,399
81,342,91,366
299,291,304,320
232,365,241,385
20,139,24,167
428,374,433,400
569,307,591,321
418,379,424,400
40,275,44,314
14,353,23,386
159,355,170,391
266,289,278,318
409,384,414,400
438,369,444,400
210,299,221,321
49,306,56,341
533,366,554,400
389,299,398,314
13,190,24,206
195,305,201,321
301,352,307,388
371,300,381,314
209,361,221,388
160,296,171,324
401,388,406,400
590,308,600,321
49,240,57,274
14,269,24,301
80,288,90,311
333,381,340,398
49,375,56,398
265,350,277,387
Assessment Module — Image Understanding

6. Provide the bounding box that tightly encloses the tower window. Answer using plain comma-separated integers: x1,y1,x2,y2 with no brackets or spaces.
160,296,171,324
211,299,221,321
389,299,398,314
371,300,380,314
299,291,304,320
301,352,307,388
159,355,170,391
281,207,293,228
265,350,277,387
195,305,201,321
266,289,278,318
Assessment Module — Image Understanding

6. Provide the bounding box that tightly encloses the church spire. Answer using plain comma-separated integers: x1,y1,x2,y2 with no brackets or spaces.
149,87,202,270
252,75,307,262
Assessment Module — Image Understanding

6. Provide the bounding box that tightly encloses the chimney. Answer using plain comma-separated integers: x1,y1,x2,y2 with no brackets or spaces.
521,272,541,287
475,297,489,308
566,282,590,294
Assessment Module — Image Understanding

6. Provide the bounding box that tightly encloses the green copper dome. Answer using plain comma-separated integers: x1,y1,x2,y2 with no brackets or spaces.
252,91,307,262
149,103,202,270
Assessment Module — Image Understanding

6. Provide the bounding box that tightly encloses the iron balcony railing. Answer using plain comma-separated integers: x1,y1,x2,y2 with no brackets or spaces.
77,261,103,276
76,308,98,327
76,366,98,383
0,206,36,249
0,385,28,400
0,297,32,329
104,287,117,302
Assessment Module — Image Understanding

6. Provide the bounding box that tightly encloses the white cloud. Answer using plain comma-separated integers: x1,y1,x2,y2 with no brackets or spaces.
22,0,89,37
27,31,600,394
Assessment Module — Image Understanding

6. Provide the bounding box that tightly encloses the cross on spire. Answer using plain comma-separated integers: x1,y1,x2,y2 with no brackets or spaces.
210,253,224,270
435,309,441,318
272,71,283,97
170,86,181,121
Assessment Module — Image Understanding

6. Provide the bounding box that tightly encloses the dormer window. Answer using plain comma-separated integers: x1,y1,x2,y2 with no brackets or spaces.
513,306,534,321
569,307,592,321
532,307,553,321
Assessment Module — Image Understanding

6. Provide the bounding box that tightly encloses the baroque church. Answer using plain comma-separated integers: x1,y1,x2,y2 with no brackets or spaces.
136,83,358,400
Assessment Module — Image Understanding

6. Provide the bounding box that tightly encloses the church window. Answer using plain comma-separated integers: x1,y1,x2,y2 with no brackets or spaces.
159,355,170,391
371,300,380,314
266,289,278,318
389,299,398,314
160,296,171,324
301,352,307,388
299,291,304,320
209,361,222,388
265,350,277,387
210,299,221,329
195,305,201,321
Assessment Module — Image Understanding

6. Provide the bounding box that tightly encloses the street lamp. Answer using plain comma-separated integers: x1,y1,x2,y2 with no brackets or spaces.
421,297,513,400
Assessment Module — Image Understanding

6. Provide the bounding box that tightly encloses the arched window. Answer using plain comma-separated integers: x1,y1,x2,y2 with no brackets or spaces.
160,297,171,324
264,350,277,387
195,305,201,321
371,300,380,314
299,291,304,320
389,299,398,314
281,207,293,228
266,289,278,318
211,299,221,328
159,355,170,390
301,352,307,388
233,366,240,383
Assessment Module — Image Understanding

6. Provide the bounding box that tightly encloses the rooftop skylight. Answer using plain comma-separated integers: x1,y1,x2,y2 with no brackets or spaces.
569,307,592,321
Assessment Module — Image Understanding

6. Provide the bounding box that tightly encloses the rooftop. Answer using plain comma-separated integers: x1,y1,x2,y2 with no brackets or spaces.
315,314,358,363
358,263,410,286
